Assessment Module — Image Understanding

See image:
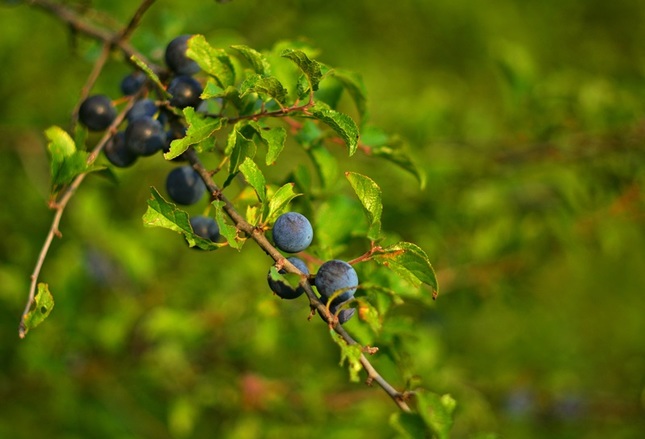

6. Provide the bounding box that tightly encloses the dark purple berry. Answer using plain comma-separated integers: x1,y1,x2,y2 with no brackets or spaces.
168,75,203,109
124,117,166,157
272,212,313,253
166,165,206,205
315,260,358,303
104,131,137,168
120,71,146,96
267,257,310,300
79,94,117,131
127,99,157,122
165,34,200,76
190,215,220,242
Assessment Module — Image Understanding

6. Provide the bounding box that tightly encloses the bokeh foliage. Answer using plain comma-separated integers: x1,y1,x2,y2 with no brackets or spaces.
1,0,645,438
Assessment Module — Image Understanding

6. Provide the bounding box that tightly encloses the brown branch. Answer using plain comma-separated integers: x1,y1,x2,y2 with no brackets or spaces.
20,97,137,339
185,148,411,412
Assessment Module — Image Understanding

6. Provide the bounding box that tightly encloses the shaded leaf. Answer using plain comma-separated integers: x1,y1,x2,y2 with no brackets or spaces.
187,35,235,87
389,412,430,439
281,48,322,92
164,107,225,160
239,157,267,204
331,69,368,121
21,283,55,337
142,187,221,250
310,102,359,156
130,55,170,99
308,143,338,189
329,330,363,382
374,242,438,294
212,200,245,250
416,391,456,439
346,172,382,240
225,123,257,185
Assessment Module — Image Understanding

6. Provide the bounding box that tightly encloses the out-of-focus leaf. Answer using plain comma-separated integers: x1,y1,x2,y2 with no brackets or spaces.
281,48,322,92
416,391,456,439
129,54,170,99
310,102,359,155
21,283,55,337
187,35,235,87
330,330,363,382
374,242,438,295
389,412,430,439
308,143,338,189
346,172,382,240
164,107,225,160
212,200,244,250
331,69,368,121
239,157,267,204
142,188,221,250
230,44,271,75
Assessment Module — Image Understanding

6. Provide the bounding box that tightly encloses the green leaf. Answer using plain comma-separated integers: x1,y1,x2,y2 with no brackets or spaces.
212,200,244,250
329,331,363,382
187,34,235,87
354,298,382,335
346,172,383,240
164,108,225,160
257,126,287,165
416,391,456,439
310,102,359,156
46,126,91,191
142,188,221,250
239,157,267,204
230,44,271,75
374,242,438,295
239,74,289,106
129,55,170,99
308,143,338,189
21,283,55,336
225,123,257,185
389,412,430,439
281,48,322,92
265,183,301,224
331,69,368,121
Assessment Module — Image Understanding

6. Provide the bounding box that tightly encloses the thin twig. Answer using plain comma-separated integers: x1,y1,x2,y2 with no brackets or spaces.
19,97,137,339
185,148,411,411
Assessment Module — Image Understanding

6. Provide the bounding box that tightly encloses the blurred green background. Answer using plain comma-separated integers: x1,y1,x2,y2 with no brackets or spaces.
1,0,645,438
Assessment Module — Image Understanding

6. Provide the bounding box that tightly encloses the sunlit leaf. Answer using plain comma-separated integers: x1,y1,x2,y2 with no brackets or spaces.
281,48,322,91
164,107,225,160
239,157,267,204
129,54,170,99
374,242,438,295
46,126,91,192
239,74,289,106
266,183,300,224
330,330,363,382
21,283,55,337
212,200,244,250
346,172,382,240
230,44,271,75
142,187,221,250
310,102,359,156
187,35,235,87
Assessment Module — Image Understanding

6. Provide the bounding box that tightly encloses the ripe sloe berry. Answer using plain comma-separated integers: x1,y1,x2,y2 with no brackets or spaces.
126,99,157,122
104,131,137,168
315,260,358,303
165,35,200,76
120,71,146,96
190,215,220,242
267,257,309,300
79,94,117,131
168,75,203,109
166,165,206,205
124,116,166,157
272,212,313,253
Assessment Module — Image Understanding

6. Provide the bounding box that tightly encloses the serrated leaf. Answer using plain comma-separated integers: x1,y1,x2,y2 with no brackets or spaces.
21,283,55,336
374,242,438,295
165,108,225,160
239,74,289,106
331,69,368,120
46,126,91,191
212,200,244,250
329,331,363,382
416,391,456,439
142,188,221,250
130,55,170,99
230,44,271,75
239,157,267,204
225,123,257,185
346,172,382,240
281,49,322,92
309,102,359,156
187,35,235,87
266,183,300,224
257,126,287,165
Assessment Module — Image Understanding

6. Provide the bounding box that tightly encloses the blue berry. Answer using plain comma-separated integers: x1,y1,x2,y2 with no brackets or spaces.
124,116,166,157
190,215,220,242
272,212,313,253
315,260,358,303
166,165,206,205
104,131,137,168
267,257,310,300
168,75,203,109
165,35,200,76
79,94,116,131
